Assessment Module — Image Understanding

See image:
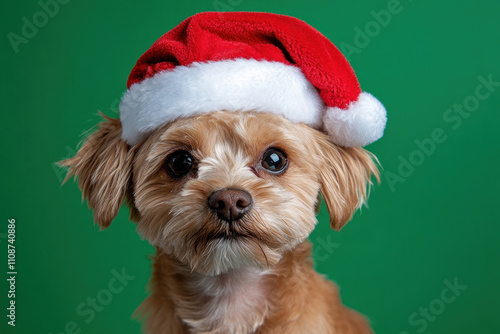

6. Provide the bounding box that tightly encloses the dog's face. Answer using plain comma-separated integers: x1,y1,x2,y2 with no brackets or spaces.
63,111,378,276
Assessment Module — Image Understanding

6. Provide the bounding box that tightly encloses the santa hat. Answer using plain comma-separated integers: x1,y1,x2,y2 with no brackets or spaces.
119,12,386,147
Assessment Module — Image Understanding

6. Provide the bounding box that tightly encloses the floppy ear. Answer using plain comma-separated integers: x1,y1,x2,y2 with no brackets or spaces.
60,114,133,229
315,136,379,231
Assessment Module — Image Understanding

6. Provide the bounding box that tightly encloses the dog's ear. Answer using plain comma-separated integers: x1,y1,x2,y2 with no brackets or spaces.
60,114,133,229
315,135,379,231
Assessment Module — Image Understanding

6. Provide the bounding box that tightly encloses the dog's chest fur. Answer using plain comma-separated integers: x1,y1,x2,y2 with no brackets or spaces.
140,242,373,334
181,268,269,333
150,253,271,334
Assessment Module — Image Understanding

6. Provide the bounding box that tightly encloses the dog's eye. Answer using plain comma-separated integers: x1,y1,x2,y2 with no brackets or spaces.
165,150,195,178
261,148,288,174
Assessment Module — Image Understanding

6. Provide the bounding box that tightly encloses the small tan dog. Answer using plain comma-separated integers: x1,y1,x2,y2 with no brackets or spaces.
62,11,387,334
62,110,378,333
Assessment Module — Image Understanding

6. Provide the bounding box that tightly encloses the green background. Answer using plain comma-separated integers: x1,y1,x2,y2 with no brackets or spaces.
1,0,499,333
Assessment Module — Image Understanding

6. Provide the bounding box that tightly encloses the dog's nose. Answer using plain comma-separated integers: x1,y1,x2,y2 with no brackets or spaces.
207,188,253,222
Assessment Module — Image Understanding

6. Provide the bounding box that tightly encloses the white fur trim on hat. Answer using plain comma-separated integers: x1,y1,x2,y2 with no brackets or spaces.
323,92,387,147
119,59,325,145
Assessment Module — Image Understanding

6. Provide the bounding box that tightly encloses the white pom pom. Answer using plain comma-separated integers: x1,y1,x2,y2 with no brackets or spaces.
323,92,387,147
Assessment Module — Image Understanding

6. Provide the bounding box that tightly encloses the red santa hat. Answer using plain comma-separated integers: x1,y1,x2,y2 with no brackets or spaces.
119,12,387,147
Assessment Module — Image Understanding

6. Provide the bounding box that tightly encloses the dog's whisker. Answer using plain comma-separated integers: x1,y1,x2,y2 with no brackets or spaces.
256,242,270,269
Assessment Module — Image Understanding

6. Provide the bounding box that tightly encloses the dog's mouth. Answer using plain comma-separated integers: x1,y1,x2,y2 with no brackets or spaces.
219,232,252,241
189,222,262,249
209,228,255,242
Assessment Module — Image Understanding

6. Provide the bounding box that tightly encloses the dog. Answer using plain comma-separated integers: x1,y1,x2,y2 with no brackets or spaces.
62,109,379,334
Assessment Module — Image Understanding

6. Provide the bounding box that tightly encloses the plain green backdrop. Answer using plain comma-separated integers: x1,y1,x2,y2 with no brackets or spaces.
1,0,499,333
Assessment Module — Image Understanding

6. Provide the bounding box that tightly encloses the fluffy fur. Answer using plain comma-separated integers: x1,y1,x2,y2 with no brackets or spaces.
61,111,379,334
